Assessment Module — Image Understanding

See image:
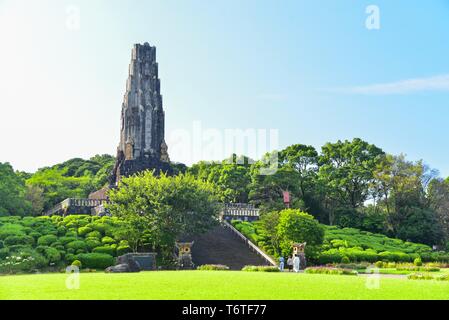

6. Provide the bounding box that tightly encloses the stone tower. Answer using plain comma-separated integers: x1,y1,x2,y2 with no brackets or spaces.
110,43,171,185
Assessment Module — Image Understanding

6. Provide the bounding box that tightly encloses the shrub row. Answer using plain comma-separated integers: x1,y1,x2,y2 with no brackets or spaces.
0,215,131,273
241,265,280,272
305,267,358,276
197,264,230,271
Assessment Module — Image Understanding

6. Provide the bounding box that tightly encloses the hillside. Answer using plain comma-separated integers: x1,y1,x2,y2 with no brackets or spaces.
231,220,449,264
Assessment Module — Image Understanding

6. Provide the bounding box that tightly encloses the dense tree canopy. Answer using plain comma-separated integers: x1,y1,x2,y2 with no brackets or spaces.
26,155,115,211
107,171,220,261
0,163,32,216
1,137,448,247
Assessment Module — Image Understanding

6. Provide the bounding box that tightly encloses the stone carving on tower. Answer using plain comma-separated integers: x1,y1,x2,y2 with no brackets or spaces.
110,43,172,185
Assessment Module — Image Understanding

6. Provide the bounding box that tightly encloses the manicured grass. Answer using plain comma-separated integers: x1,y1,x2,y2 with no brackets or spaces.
1,271,449,300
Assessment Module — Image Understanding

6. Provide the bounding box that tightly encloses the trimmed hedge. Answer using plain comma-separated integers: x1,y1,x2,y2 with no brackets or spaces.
76,253,115,269
0,216,131,272
305,267,358,276
93,246,115,256
242,265,280,272
37,235,58,246
197,264,230,271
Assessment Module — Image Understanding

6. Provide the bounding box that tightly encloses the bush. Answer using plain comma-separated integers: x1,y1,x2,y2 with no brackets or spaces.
71,260,82,268
242,265,280,272
0,250,48,274
414,257,423,267
335,263,369,270
318,249,340,264
89,223,107,234
92,246,115,256
375,261,385,268
277,209,324,259
305,267,358,276
4,235,34,246
396,265,440,272
407,273,435,280
43,247,61,264
59,236,77,245
77,227,93,237
66,240,87,251
101,236,115,245
0,248,10,259
65,253,76,264
435,274,449,281
341,256,350,264
85,239,102,251
76,253,114,269
86,231,102,239
37,235,58,246
378,251,411,263
197,264,230,271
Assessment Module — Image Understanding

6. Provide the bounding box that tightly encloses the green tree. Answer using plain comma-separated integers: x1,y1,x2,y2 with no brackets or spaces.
24,185,45,216
189,155,252,203
427,178,449,243
280,144,318,199
26,167,91,211
257,211,281,254
395,207,443,245
276,209,324,260
318,138,384,210
107,172,220,262
249,164,303,213
0,163,32,216
26,155,115,211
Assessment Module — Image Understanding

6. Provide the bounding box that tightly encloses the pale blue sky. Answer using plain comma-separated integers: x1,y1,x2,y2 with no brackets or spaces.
1,0,449,176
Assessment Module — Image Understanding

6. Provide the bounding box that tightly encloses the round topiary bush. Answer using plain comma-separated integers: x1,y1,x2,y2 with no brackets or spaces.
44,247,61,264
37,235,58,246
71,260,82,268
77,227,93,237
66,240,87,251
414,257,423,267
375,261,385,268
341,256,350,264
4,235,34,246
59,236,77,245
101,236,115,245
86,231,102,240
85,239,102,251
76,253,114,269
65,253,76,264
93,246,115,256
276,209,324,259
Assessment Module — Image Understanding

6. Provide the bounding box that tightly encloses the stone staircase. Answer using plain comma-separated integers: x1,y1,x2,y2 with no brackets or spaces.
190,224,276,270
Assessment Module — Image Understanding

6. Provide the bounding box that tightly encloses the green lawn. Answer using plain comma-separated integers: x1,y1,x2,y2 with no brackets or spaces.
1,271,449,300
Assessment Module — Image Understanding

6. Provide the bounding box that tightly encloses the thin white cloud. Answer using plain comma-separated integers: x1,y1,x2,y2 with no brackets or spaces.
328,74,449,95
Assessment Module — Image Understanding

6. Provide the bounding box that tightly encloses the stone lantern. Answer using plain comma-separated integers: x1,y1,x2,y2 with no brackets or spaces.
175,242,195,270
292,242,307,270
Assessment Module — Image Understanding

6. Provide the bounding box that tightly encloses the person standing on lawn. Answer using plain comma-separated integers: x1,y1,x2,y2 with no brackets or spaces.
293,255,300,272
287,256,293,272
279,256,285,271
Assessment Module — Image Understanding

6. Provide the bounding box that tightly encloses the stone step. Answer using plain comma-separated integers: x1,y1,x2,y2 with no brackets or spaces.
190,225,270,270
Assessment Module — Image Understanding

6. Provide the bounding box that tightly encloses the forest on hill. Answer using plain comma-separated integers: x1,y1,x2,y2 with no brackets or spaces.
1,138,449,247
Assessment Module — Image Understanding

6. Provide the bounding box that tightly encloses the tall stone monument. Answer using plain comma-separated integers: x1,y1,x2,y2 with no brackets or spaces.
110,43,171,185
